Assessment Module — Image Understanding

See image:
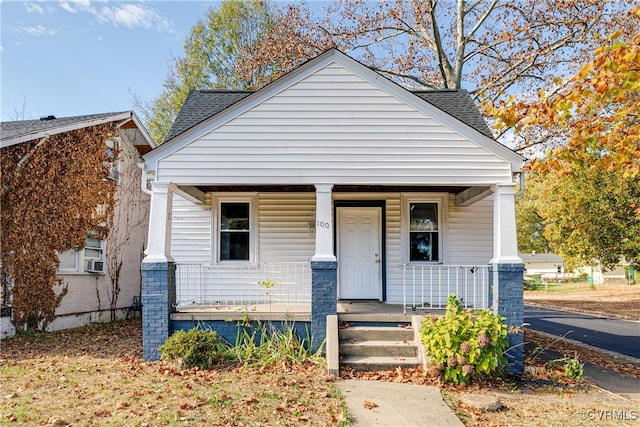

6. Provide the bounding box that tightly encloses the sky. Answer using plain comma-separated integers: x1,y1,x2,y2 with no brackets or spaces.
1,0,287,122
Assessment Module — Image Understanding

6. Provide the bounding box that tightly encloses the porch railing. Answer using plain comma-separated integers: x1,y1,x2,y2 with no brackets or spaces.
175,262,312,308
401,264,490,314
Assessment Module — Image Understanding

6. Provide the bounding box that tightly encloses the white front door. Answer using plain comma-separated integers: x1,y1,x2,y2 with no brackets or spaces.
337,207,382,300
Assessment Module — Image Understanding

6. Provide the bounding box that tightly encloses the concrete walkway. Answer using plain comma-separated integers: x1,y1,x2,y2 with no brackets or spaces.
336,380,464,427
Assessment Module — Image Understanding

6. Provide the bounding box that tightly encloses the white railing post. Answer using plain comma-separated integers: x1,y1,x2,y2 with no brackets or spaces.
400,265,490,311
402,264,407,315
174,262,312,308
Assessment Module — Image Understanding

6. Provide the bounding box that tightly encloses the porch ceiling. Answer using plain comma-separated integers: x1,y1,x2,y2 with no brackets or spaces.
194,184,472,194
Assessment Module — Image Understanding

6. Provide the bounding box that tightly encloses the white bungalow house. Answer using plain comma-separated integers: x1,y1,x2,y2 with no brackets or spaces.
141,49,525,371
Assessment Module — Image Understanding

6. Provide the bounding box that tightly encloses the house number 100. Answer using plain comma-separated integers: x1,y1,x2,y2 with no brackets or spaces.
316,220,330,228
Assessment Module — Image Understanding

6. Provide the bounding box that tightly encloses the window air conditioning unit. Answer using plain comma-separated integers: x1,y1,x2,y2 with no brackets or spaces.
88,260,105,273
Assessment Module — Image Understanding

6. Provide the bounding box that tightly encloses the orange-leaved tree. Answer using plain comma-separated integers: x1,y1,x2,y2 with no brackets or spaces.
1,124,117,330
490,7,639,176
492,8,639,269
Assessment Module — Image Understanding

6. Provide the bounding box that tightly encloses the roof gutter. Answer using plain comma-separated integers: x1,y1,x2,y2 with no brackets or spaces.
0,112,133,148
514,171,525,197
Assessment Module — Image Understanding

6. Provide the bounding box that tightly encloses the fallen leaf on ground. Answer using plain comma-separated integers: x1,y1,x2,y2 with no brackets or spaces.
363,400,378,409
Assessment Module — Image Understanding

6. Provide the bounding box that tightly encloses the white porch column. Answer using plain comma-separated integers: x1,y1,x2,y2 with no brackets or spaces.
311,184,336,262
489,183,522,264
143,181,175,263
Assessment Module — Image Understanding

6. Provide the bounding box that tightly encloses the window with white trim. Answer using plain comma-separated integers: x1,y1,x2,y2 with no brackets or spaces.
218,201,252,262
58,234,106,274
409,203,439,261
402,195,445,263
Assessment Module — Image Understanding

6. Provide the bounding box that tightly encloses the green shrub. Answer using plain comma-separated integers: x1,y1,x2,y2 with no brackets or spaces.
564,357,585,379
420,294,508,384
159,324,229,369
524,275,543,291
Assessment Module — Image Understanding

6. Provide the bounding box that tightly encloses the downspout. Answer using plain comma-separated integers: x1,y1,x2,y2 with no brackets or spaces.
137,162,153,195
514,171,525,197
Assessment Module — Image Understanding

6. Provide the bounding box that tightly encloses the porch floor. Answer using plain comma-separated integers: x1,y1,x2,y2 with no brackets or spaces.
170,301,445,322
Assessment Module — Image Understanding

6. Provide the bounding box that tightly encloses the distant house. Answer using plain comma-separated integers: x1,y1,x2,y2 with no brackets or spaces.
140,49,526,371
1,112,154,338
576,264,631,285
520,252,564,276
521,252,633,285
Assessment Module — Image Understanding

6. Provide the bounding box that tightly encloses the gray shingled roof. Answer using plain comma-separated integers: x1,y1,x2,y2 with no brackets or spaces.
163,91,252,142
164,88,494,144
1,112,129,142
413,90,494,139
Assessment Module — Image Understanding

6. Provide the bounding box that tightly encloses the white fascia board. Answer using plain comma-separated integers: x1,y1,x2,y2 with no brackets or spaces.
144,49,525,174
119,112,156,149
1,112,134,148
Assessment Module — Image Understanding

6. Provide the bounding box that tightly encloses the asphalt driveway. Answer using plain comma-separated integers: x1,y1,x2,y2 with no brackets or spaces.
524,305,640,359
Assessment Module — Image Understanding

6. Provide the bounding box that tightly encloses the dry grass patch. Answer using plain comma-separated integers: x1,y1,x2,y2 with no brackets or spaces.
0,320,349,426
525,330,640,378
342,363,638,427
445,386,637,427
525,285,640,320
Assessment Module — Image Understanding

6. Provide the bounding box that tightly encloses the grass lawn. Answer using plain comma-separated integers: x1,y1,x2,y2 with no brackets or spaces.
0,320,350,426
525,283,640,320
2,286,639,427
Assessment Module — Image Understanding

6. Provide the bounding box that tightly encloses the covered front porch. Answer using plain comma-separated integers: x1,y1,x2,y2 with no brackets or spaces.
172,261,491,316
142,182,523,367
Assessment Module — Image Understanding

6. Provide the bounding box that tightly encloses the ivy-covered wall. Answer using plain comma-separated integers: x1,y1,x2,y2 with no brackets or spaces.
1,123,150,331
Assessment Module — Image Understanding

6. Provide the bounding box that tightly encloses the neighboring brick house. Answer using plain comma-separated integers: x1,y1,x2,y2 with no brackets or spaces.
140,49,526,372
1,112,154,338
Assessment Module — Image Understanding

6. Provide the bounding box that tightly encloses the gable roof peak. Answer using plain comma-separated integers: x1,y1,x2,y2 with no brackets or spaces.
149,48,523,169
164,87,494,143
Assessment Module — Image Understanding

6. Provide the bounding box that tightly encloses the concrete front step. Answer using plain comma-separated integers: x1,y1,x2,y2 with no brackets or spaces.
340,340,418,358
338,321,424,371
327,315,426,375
340,326,414,342
341,355,422,371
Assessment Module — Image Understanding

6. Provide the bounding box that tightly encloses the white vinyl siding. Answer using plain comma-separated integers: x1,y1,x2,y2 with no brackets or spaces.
447,195,493,264
258,193,315,263
157,63,513,186
170,191,493,304
170,194,212,263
